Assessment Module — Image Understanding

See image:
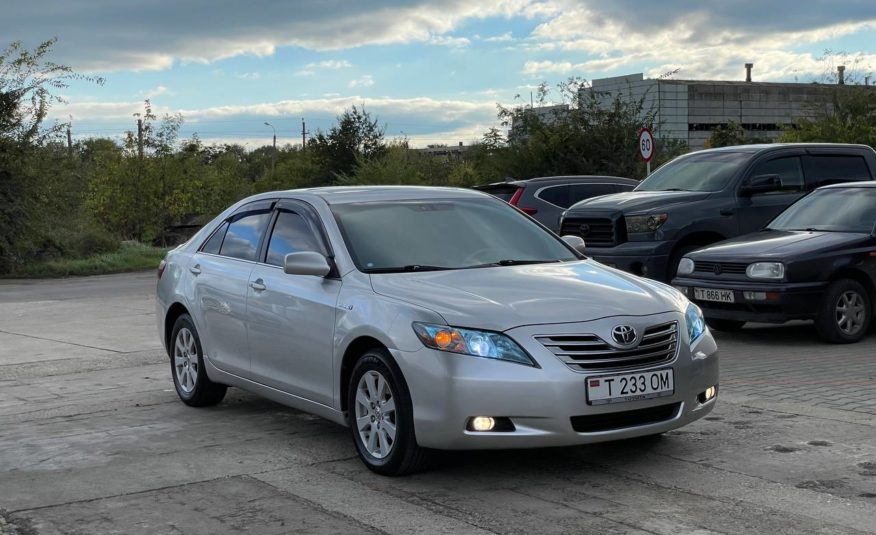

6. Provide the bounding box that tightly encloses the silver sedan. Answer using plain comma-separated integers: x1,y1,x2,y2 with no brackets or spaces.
156,187,719,475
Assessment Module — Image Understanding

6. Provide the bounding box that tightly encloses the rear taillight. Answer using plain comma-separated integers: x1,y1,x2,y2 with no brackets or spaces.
507,187,538,215
158,259,167,279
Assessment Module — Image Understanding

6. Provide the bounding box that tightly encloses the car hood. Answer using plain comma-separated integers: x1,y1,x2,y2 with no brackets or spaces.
569,190,711,213
688,230,870,260
370,260,683,332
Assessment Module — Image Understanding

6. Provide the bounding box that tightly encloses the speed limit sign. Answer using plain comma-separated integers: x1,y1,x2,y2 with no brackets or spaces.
638,127,655,162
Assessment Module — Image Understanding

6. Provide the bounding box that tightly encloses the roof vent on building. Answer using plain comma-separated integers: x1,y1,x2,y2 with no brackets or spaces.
838,65,845,85
745,63,753,82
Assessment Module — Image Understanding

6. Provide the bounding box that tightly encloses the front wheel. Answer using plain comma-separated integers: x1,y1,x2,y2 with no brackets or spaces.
170,314,227,406
814,279,871,344
347,348,432,476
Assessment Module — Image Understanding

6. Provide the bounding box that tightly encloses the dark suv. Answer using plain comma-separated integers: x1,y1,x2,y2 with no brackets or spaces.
474,175,638,233
560,144,876,281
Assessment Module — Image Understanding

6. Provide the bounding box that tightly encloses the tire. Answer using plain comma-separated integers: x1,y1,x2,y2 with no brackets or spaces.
347,348,432,476
814,279,871,344
170,314,227,406
706,318,746,332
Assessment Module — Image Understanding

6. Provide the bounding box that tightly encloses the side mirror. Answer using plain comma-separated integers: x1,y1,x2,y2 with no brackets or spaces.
561,235,587,253
284,251,331,277
741,174,781,196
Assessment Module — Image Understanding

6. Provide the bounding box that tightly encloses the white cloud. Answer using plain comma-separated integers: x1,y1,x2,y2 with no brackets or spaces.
234,72,261,80
348,75,375,88
5,0,531,72
143,85,171,98
307,59,352,69
428,35,471,48
483,31,513,42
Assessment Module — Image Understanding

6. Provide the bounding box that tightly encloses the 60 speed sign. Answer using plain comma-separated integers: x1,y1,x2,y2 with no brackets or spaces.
638,127,655,162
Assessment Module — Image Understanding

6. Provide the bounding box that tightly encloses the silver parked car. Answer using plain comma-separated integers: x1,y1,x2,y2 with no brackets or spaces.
157,187,719,475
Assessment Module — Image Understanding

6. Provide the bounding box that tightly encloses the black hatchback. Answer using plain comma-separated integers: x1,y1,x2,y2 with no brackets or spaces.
672,183,876,343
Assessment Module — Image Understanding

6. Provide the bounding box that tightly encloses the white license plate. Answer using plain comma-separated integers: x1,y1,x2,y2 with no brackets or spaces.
586,369,674,405
694,287,735,303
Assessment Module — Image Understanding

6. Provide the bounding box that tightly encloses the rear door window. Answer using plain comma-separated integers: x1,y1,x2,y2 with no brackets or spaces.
536,185,571,207
219,211,271,261
749,156,804,192
265,211,323,266
804,155,872,187
200,222,228,255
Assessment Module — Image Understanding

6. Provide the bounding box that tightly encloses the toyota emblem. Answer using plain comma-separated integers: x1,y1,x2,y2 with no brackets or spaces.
578,223,591,236
611,325,637,346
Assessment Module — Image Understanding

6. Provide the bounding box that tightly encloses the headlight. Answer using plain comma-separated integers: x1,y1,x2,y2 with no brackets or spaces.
677,257,695,276
685,303,706,345
746,262,784,280
626,213,668,233
412,323,535,366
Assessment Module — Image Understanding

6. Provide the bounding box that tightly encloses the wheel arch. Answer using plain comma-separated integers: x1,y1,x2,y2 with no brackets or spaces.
829,267,875,308
673,231,727,254
164,302,191,355
339,336,391,414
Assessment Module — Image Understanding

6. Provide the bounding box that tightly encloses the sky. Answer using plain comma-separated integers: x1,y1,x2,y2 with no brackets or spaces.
5,0,876,148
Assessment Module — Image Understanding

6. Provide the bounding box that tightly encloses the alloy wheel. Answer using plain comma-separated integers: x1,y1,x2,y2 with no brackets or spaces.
835,290,866,335
174,327,199,393
354,370,397,459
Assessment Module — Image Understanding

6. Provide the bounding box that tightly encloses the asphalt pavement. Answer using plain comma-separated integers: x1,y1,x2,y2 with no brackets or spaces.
1,272,875,534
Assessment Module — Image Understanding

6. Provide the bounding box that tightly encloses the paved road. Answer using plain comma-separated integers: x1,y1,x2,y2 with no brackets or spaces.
1,272,875,534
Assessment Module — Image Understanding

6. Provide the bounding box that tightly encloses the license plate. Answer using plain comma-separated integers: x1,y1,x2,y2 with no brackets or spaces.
586,369,674,405
694,287,735,303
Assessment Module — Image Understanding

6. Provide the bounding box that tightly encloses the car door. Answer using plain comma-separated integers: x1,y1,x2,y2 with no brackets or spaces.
190,201,274,376
736,154,807,235
246,200,341,406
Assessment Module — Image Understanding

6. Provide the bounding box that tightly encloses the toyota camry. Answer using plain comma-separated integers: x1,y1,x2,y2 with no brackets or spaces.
156,187,719,475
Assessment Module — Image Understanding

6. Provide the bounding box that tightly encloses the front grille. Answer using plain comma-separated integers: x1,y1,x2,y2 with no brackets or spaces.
560,217,622,246
536,321,678,372
694,261,747,275
570,402,680,433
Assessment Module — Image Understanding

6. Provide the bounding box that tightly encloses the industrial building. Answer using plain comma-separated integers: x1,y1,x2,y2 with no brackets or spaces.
577,65,872,149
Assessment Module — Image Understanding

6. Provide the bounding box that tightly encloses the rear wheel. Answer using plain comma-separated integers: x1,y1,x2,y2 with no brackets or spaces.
170,314,227,406
815,279,871,344
706,318,746,332
347,348,432,476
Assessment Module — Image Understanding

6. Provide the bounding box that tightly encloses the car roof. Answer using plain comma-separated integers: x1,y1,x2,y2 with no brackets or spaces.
696,143,875,155
288,185,490,205
477,175,638,188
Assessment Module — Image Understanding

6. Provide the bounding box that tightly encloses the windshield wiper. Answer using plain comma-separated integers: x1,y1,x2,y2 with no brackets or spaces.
662,188,693,192
366,264,455,273
469,259,563,268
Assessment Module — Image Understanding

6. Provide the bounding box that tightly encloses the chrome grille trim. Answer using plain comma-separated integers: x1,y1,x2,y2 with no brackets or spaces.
536,321,678,372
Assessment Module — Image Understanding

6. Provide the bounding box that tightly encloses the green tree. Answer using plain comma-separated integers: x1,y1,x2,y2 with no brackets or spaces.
309,106,386,182
780,86,876,146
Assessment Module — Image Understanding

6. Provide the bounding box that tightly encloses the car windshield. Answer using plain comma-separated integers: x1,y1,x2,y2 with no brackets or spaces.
331,198,579,272
768,188,876,233
636,151,749,192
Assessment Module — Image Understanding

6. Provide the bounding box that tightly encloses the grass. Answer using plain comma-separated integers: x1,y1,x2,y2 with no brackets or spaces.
2,243,170,279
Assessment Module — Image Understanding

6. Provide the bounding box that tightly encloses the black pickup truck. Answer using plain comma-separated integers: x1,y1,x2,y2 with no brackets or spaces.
559,143,876,281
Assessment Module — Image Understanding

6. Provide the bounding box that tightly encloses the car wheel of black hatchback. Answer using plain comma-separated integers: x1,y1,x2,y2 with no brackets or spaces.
815,279,871,344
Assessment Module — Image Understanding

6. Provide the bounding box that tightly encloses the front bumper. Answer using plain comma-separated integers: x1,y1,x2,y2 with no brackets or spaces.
392,311,718,450
586,240,674,281
672,277,826,323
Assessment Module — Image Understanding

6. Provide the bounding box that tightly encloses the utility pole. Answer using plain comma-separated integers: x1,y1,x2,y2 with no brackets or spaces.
264,122,276,178
66,124,73,157
137,118,144,158
301,118,308,151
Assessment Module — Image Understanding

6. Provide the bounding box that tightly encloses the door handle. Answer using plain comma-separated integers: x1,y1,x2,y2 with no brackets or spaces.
189,264,202,275
249,279,266,292
719,208,734,216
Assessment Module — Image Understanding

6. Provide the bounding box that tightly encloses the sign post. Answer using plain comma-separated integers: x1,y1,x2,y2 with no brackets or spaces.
638,127,655,176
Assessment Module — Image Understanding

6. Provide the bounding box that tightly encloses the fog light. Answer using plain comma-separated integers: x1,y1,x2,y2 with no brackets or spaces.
743,291,767,301
471,416,495,432
698,385,717,404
